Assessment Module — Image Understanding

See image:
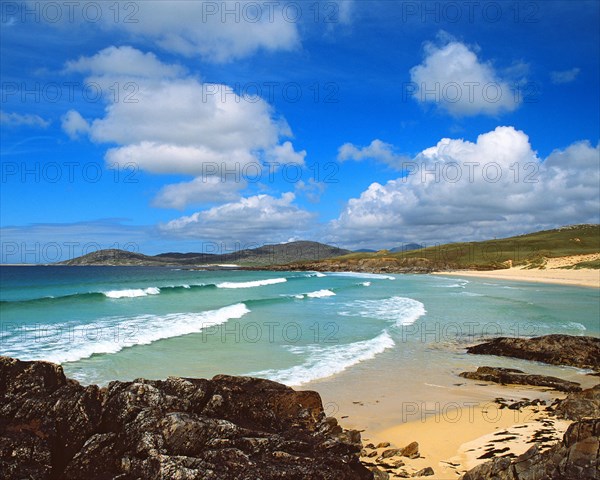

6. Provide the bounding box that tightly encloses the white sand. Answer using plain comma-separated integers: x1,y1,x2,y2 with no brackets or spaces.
434,254,600,288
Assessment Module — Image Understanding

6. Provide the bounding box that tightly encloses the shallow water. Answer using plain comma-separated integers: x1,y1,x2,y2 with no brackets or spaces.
1,266,598,391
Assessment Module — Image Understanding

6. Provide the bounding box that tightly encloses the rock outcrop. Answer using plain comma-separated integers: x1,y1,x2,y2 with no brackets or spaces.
552,384,600,421
0,356,372,480
465,335,600,371
461,418,600,480
459,366,582,392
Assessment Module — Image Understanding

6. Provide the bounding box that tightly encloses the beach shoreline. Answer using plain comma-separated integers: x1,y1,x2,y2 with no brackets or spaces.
433,267,599,289
431,254,600,288
362,403,572,478
330,372,598,478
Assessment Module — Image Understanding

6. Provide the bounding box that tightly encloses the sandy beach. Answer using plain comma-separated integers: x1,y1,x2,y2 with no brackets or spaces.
363,403,572,478
339,373,598,478
433,254,600,288
309,327,600,479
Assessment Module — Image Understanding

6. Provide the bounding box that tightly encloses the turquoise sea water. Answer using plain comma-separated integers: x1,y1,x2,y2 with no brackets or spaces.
1,266,598,386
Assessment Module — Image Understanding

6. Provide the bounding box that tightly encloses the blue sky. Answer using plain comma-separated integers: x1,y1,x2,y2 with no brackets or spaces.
1,0,599,261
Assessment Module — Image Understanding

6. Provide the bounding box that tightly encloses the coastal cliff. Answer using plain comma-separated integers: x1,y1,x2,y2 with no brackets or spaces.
0,356,371,480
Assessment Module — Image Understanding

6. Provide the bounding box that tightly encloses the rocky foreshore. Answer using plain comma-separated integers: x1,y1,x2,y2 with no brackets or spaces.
454,335,600,479
461,418,600,480
459,366,582,392
0,356,372,480
265,257,453,274
465,334,600,372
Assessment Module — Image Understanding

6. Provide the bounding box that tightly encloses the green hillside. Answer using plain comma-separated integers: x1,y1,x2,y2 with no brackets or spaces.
283,224,600,272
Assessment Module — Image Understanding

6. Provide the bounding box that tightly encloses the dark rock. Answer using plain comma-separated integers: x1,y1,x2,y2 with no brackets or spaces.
400,441,419,458
380,448,402,458
461,418,600,480
369,466,390,479
465,335,600,371
0,356,372,480
554,384,600,420
459,366,581,392
412,466,434,477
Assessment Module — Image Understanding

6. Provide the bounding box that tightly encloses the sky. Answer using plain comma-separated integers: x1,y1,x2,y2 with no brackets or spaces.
0,0,599,261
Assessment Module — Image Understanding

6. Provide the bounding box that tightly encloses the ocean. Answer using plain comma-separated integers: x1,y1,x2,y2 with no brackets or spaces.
1,266,598,388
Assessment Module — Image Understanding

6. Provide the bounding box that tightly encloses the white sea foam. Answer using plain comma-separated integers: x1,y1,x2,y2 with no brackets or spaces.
306,289,336,298
435,280,469,288
104,287,161,299
216,278,287,289
338,296,426,327
2,303,250,364
250,331,395,386
326,272,395,280
359,282,371,287
285,289,336,299
564,322,586,331
305,271,327,278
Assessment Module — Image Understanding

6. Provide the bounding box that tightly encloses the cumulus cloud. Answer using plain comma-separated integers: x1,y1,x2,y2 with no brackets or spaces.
551,68,581,84
329,127,599,246
61,110,90,139
409,34,521,116
338,139,409,168
266,141,307,166
62,46,306,207
160,192,315,244
0,111,50,128
27,0,300,63
65,46,185,79
153,177,246,210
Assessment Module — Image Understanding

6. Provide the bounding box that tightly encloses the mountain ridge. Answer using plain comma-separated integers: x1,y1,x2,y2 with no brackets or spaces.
57,241,351,267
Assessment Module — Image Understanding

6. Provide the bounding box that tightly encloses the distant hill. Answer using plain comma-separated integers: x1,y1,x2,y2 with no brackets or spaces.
54,225,600,270
58,241,351,267
355,244,423,253
274,224,600,273
390,243,424,253
153,252,213,260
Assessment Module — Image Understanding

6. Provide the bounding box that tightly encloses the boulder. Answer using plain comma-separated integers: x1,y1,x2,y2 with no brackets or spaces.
553,384,600,420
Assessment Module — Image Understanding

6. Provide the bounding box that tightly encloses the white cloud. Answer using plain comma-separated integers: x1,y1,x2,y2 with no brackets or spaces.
551,68,581,84
409,34,521,116
65,46,184,79
330,127,599,246
266,141,307,166
61,110,90,139
0,111,50,128
295,179,326,203
338,139,408,168
62,46,306,207
52,1,300,63
161,192,315,243
153,176,246,210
